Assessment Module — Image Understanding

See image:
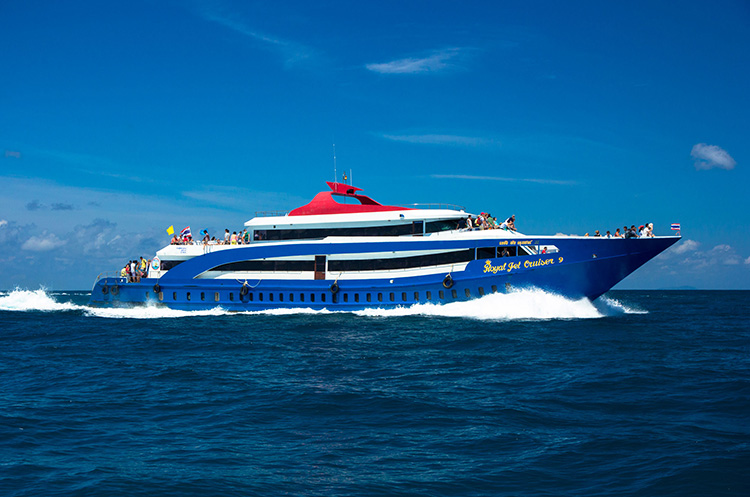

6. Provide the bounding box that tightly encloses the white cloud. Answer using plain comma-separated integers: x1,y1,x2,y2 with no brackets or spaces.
431,174,577,186
381,133,496,147
0,219,7,228
672,239,700,254
366,49,461,74
195,7,315,67
22,234,66,252
745,256,750,265
691,143,736,170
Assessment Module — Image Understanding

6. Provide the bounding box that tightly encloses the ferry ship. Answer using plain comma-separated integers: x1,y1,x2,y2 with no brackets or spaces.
89,182,680,310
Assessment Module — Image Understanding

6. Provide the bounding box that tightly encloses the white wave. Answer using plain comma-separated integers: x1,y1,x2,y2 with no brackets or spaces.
354,288,603,320
596,296,648,315
0,287,636,321
83,305,230,320
0,288,82,312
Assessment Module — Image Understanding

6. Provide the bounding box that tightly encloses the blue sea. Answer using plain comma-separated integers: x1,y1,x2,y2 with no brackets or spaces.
1,289,748,496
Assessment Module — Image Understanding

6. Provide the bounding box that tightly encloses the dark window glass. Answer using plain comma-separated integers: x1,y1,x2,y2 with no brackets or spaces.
229,293,234,301
249,292,253,301
187,292,191,301
478,287,485,296
426,291,432,300
321,293,326,302
451,289,457,299
401,292,407,301
328,249,474,272
425,220,460,233
354,294,359,303
389,293,395,302
201,292,205,301
465,288,471,298
300,293,304,302
477,247,496,260
491,285,497,293
439,290,444,299
414,292,419,301
259,292,263,301
269,293,274,302
343,293,349,302
161,260,184,271
310,293,315,302
366,293,371,302
173,292,177,300
378,293,383,302
211,260,315,272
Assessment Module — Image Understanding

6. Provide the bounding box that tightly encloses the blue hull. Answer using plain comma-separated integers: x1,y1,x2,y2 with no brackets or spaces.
90,237,679,310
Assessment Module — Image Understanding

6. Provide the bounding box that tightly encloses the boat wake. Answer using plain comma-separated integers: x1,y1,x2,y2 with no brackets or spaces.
0,288,645,320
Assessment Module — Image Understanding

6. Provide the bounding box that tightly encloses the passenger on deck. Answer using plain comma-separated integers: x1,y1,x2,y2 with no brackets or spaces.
465,216,474,230
605,231,612,238
614,228,622,238
224,229,230,244
626,225,639,238
501,215,516,231
647,223,655,237
139,257,148,277
170,235,179,245
594,230,601,237
500,248,510,257
230,231,238,244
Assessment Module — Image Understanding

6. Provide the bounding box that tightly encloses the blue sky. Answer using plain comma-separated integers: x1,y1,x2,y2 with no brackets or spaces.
1,0,748,290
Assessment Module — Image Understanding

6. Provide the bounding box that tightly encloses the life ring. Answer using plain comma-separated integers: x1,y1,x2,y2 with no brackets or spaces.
102,285,109,295
153,283,161,294
240,284,249,297
111,285,120,296
442,274,454,289
330,282,339,294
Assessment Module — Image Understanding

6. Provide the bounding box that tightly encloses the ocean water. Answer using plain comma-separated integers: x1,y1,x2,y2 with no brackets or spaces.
1,289,748,496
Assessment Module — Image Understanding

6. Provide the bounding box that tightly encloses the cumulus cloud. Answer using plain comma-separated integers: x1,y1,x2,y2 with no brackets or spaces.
671,239,700,254
366,49,462,74
0,219,7,228
691,143,736,170
26,200,43,211
22,233,66,252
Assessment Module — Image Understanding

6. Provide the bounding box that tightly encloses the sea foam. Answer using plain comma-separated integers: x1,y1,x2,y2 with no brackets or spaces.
0,287,644,320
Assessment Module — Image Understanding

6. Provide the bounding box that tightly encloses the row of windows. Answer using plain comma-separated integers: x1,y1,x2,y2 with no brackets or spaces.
154,284,511,303
253,220,460,241
210,246,520,273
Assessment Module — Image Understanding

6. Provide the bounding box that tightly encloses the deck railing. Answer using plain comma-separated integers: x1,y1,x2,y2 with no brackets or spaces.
397,203,466,211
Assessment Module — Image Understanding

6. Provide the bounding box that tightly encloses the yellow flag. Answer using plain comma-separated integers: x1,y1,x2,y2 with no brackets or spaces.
166,225,174,235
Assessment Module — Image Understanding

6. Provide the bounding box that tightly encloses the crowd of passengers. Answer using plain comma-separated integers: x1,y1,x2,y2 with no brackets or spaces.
585,223,656,238
463,213,516,231
121,257,150,283
171,228,254,245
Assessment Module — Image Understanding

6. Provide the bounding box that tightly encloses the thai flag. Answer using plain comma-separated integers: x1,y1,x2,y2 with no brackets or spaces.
180,226,192,238
671,223,681,231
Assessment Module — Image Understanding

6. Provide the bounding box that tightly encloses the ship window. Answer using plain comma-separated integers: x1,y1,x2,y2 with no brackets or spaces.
389,293,395,302
414,292,419,301
412,220,424,235
377,293,383,302
366,293,371,302
299,293,304,302
425,220,461,233
145,292,149,299
211,259,315,272
289,293,293,302
201,292,205,301
160,260,184,271
321,293,326,302
401,292,407,302
229,293,234,301
279,293,283,302
259,223,420,241
354,293,359,303
328,249,474,272
478,287,485,296
215,292,220,302
439,290,444,299
187,292,191,301
477,247,496,260
249,292,253,301
465,288,471,298
491,285,497,293
451,289,457,299
269,293,274,302
159,291,164,301
173,292,177,300
259,292,263,301
332,293,338,304
310,293,315,302
343,293,349,303
426,291,432,300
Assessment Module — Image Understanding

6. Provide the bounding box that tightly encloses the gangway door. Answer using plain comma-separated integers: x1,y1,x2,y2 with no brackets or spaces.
314,255,326,280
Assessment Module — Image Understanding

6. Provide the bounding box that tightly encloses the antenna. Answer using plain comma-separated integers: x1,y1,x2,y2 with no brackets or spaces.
333,143,337,184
